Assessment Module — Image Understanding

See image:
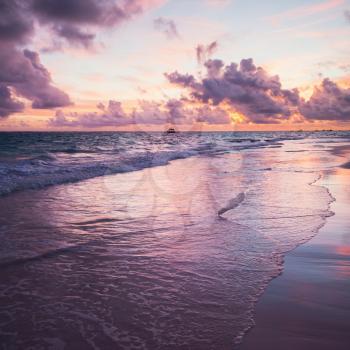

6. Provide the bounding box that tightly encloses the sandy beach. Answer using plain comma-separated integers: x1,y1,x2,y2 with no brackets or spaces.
241,146,350,349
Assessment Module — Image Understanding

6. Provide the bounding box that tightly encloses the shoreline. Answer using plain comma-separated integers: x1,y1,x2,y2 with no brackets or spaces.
240,145,350,349
1,138,349,348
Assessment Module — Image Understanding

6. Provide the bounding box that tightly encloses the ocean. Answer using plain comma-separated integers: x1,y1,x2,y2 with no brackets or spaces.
1,131,343,196
0,131,349,349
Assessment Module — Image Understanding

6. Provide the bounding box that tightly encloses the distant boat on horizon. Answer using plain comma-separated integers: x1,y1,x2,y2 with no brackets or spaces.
166,127,176,134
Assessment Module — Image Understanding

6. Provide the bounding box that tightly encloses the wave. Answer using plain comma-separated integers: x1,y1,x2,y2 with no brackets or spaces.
0,149,198,196
0,132,334,197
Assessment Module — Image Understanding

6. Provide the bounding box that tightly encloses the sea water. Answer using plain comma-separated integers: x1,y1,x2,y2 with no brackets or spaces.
0,131,349,349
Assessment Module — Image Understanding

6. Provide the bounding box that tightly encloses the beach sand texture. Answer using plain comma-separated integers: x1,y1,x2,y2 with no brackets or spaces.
241,146,350,349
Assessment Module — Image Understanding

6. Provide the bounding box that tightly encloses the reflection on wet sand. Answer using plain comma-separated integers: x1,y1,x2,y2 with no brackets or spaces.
241,157,350,350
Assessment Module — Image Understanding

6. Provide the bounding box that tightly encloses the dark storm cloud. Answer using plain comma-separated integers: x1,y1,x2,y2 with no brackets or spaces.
300,79,350,121
166,58,300,123
196,41,218,64
154,17,179,39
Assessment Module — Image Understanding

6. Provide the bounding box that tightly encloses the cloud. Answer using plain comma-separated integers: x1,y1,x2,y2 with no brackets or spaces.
0,84,24,118
0,46,71,111
31,0,165,45
0,0,164,118
204,59,225,78
193,104,232,124
31,0,114,24
196,41,218,64
51,24,95,48
164,99,231,125
48,99,232,128
300,78,350,121
165,71,198,88
154,17,179,39
49,100,130,127
167,59,350,124
0,0,34,44
48,55,350,127
30,0,149,47
166,58,300,124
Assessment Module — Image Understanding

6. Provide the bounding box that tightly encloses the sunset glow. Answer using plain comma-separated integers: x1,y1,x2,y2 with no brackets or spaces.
1,4,350,346
1,0,350,131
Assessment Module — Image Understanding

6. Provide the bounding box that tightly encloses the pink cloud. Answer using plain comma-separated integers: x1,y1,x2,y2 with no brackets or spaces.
48,98,232,128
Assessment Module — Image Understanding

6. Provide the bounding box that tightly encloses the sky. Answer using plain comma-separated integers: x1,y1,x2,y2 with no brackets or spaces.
0,0,350,131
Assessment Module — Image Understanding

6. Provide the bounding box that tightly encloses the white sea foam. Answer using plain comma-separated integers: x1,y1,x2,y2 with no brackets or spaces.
0,132,302,196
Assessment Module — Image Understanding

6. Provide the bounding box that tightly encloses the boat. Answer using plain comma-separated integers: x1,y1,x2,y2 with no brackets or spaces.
166,127,176,134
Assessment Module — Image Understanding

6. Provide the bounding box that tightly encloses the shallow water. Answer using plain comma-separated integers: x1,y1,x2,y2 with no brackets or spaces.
0,134,349,349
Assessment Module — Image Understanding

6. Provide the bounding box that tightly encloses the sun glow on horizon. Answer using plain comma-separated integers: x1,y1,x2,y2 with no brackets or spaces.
0,0,350,131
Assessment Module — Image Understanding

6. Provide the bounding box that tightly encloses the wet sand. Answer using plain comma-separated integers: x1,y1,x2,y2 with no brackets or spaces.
240,146,350,349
